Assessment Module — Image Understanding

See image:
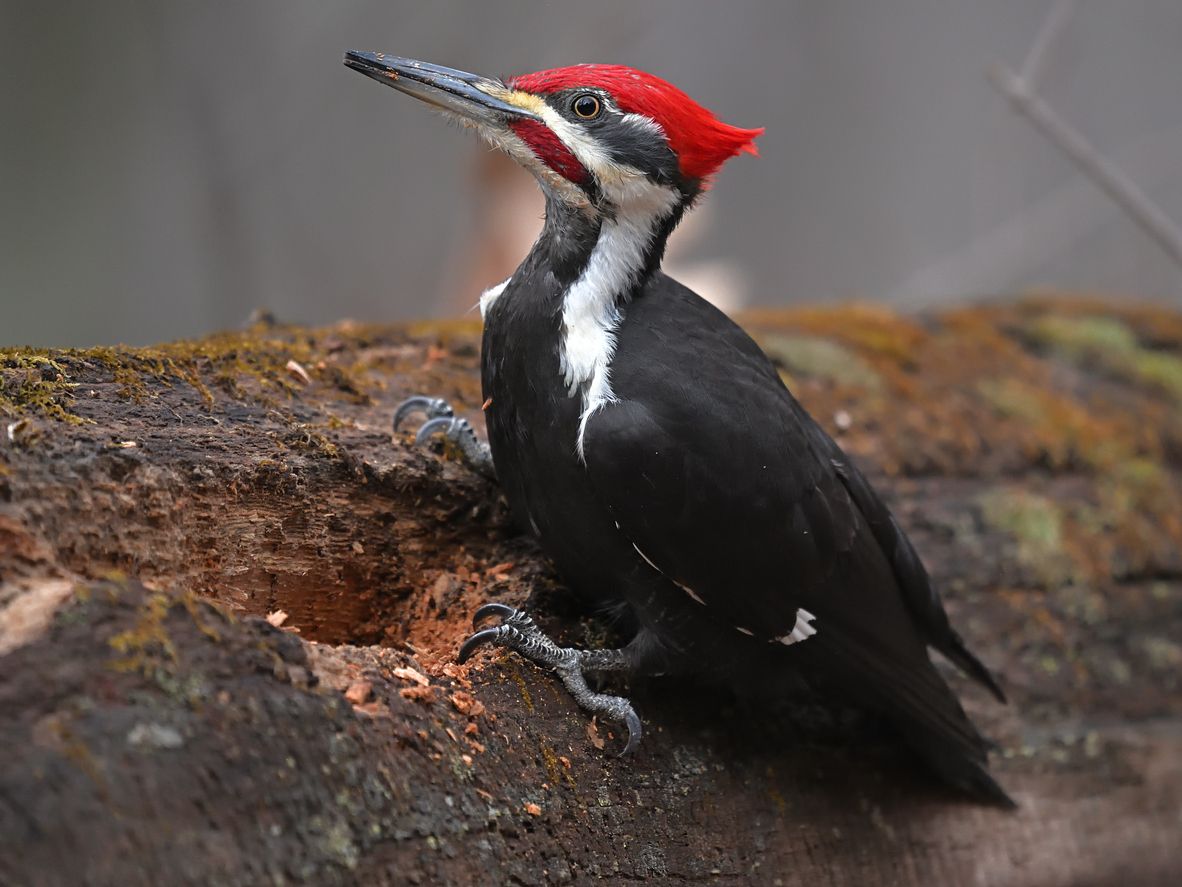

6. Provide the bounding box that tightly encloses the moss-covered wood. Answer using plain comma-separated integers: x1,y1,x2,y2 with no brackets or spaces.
2,298,1180,885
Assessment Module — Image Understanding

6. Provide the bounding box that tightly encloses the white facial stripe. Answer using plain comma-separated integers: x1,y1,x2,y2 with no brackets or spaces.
532,104,616,180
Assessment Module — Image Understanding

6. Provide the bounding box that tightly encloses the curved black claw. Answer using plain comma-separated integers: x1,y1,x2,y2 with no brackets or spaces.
393,395,453,433
620,709,643,757
473,602,518,625
457,627,503,664
415,416,461,446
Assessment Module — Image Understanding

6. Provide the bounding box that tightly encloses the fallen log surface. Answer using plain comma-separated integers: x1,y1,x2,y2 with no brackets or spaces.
2,298,1181,886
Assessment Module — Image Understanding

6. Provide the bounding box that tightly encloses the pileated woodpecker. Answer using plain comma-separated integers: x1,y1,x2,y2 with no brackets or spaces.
346,52,1013,806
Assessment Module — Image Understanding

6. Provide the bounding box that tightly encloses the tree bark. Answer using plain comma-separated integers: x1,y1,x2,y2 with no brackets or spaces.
2,298,1181,886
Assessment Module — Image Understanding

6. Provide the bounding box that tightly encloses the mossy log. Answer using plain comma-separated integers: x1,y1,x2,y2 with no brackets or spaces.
2,298,1181,886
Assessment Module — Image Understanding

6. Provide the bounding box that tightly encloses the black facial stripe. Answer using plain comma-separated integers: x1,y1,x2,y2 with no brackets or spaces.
599,118,681,185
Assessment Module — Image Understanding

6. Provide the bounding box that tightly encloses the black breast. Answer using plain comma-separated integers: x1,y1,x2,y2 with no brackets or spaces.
480,262,640,609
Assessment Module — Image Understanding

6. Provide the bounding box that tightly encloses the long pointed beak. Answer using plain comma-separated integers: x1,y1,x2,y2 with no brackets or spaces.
344,52,539,126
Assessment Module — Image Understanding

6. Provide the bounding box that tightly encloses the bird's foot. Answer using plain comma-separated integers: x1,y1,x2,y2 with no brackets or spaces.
393,395,496,479
457,603,642,754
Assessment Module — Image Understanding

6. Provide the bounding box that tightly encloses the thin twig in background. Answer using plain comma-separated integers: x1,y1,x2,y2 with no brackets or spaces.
990,1,1182,270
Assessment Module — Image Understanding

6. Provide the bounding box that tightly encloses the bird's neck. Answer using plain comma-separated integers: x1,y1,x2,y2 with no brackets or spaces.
538,188,686,397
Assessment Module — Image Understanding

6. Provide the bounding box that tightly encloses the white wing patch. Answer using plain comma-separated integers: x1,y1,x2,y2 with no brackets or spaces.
774,608,818,646
479,278,510,319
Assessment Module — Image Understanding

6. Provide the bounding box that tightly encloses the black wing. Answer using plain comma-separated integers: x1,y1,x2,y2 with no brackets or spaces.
581,275,1010,803
587,276,999,690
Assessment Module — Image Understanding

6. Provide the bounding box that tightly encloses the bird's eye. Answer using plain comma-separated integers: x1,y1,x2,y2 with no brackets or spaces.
571,94,601,120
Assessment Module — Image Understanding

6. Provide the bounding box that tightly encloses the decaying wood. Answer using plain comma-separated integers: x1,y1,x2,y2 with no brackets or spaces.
2,298,1181,886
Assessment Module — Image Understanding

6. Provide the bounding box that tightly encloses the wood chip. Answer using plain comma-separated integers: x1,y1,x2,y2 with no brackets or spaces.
481,397,493,411
450,691,485,718
285,359,312,385
586,720,605,750
486,562,514,580
265,610,288,628
344,680,372,705
440,662,472,688
392,666,429,686
399,685,437,703
523,802,542,817
559,756,572,770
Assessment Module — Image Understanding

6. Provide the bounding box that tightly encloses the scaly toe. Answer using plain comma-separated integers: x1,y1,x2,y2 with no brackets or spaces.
393,395,454,433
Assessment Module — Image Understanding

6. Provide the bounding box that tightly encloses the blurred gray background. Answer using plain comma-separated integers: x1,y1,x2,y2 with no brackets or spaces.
2,1,1181,347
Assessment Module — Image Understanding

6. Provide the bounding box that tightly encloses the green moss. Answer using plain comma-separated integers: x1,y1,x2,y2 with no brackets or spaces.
51,345,212,409
1030,315,1138,356
1029,314,1182,402
976,376,1134,470
403,318,482,340
759,334,883,391
1113,457,1166,490
506,662,534,712
107,591,178,674
539,739,562,787
0,350,91,424
979,488,1074,586
982,489,1063,554
977,377,1047,425
1098,457,1173,529
289,427,341,460
0,324,381,423
1131,350,1182,401
1141,636,1182,671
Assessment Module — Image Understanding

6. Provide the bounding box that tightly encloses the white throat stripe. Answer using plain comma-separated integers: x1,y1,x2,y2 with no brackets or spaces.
563,183,680,462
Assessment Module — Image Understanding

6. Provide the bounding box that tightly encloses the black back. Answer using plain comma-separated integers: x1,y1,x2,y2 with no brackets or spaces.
481,209,1011,805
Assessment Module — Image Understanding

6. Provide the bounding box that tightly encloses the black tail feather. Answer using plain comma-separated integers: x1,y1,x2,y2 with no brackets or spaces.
917,741,1017,809
940,629,1008,705
799,625,1016,808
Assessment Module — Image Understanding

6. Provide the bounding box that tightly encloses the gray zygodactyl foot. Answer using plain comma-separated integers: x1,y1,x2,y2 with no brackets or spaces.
458,603,642,754
393,395,496,479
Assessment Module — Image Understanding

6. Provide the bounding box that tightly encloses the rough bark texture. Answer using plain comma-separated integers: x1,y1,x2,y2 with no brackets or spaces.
2,298,1181,886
